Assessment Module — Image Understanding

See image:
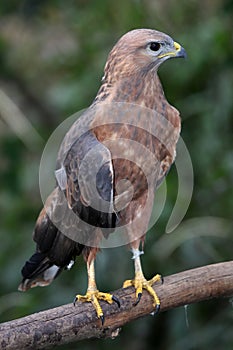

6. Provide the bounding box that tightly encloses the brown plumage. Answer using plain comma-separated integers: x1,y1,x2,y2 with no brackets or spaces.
19,29,186,323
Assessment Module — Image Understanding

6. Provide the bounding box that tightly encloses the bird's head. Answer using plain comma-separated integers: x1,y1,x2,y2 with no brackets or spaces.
103,29,186,82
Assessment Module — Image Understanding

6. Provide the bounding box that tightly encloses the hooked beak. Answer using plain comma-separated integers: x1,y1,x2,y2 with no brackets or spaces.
173,41,187,58
158,41,187,59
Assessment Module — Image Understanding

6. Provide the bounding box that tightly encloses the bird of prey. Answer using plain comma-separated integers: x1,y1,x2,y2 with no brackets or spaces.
19,29,186,324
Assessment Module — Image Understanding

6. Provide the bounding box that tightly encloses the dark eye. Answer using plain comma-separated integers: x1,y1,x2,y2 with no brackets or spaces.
149,42,161,51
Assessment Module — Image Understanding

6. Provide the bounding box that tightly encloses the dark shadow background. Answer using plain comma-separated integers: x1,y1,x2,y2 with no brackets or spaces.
0,1,233,349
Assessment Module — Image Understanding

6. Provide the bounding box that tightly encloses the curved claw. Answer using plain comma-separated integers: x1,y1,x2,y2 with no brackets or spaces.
100,315,105,326
154,303,160,314
73,296,78,306
160,275,164,284
112,295,121,308
150,303,160,316
133,292,142,306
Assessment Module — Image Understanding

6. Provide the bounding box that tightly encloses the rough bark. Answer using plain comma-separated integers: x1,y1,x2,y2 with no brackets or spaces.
1,261,233,349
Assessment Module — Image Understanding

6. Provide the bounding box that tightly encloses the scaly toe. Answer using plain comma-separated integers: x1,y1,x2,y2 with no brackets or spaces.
123,279,134,288
142,282,160,308
149,273,162,285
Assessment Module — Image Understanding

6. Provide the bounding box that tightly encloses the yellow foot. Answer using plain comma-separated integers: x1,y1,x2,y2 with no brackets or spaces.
123,274,162,312
73,290,120,325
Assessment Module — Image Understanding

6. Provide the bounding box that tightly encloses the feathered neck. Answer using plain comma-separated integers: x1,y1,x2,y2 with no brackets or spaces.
93,69,166,111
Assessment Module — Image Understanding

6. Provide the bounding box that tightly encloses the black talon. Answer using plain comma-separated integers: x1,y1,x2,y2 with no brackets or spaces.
160,275,164,284
154,303,160,314
133,292,142,306
112,295,121,308
73,296,77,306
100,315,105,326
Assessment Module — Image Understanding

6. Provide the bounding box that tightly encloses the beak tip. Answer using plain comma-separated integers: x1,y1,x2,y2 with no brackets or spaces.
177,47,187,59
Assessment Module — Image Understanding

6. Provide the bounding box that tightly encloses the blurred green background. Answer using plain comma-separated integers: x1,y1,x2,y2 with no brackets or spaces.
0,0,233,349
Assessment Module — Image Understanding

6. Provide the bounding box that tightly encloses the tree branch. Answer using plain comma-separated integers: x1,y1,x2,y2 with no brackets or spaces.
1,261,233,349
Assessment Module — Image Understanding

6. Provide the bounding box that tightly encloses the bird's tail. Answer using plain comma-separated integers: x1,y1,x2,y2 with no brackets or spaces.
18,251,63,291
18,188,83,292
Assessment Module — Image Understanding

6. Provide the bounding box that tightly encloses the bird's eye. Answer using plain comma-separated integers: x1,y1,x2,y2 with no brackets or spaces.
149,42,161,51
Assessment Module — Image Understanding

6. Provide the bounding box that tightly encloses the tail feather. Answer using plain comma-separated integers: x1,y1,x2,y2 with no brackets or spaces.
18,188,83,292
18,252,62,291
21,252,50,279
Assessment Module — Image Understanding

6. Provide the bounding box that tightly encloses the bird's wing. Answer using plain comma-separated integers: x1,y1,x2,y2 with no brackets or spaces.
55,106,116,230
60,129,116,234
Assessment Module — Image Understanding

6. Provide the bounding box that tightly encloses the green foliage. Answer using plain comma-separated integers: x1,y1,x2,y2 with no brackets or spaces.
0,1,232,349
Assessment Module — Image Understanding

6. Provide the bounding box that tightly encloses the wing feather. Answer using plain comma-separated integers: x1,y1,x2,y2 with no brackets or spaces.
62,130,116,233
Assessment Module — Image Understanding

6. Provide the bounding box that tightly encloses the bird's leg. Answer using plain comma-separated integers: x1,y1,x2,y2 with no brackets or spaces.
123,248,162,312
74,259,120,324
